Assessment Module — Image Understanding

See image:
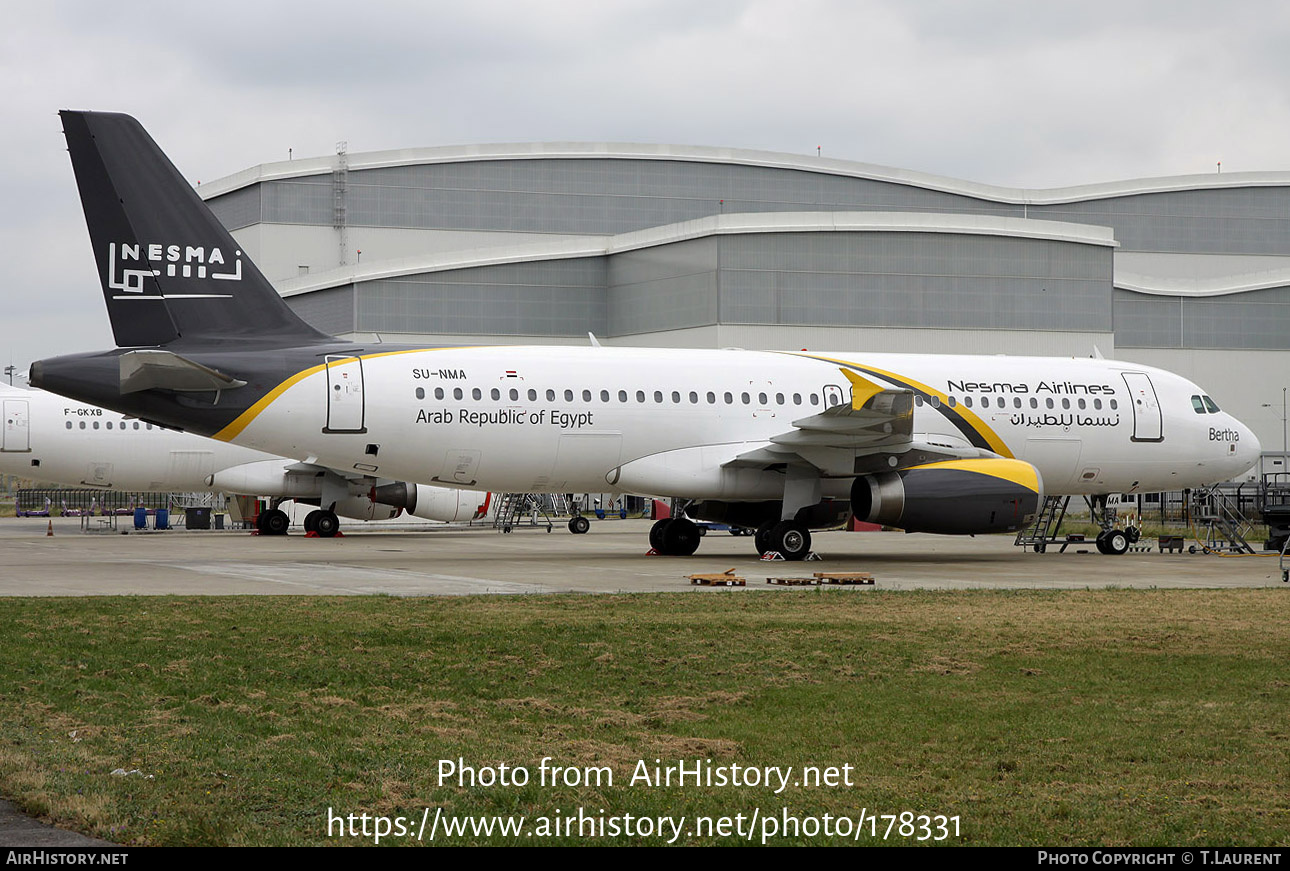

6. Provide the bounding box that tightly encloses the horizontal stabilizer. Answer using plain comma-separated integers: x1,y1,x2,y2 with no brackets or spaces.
119,350,247,394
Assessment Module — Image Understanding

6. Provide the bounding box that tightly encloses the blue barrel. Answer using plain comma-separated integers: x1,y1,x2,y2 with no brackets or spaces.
133,507,147,529
155,508,170,530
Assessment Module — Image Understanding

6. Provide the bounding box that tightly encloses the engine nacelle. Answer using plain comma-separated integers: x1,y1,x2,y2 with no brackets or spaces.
850,458,1042,535
372,482,491,523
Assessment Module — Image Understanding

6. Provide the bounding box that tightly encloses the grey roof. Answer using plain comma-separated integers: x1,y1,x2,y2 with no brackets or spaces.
198,141,1290,205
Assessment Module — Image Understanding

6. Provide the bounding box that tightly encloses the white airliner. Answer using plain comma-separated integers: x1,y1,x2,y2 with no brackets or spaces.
0,385,490,534
30,111,1262,559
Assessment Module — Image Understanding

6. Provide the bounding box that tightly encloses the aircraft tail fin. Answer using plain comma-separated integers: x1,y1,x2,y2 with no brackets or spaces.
59,110,329,348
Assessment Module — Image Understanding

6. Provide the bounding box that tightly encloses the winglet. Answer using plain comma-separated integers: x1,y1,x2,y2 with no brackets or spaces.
841,368,885,409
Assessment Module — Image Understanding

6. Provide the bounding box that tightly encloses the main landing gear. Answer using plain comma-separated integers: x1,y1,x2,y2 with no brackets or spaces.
256,507,290,536
649,515,815,561
649,517,702,556
303,509,341,538
255,505,343,537
754,520,813,561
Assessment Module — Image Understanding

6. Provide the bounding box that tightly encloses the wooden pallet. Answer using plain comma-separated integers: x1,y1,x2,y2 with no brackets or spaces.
815,572,875,585
688,569,746,586
766,572,875,586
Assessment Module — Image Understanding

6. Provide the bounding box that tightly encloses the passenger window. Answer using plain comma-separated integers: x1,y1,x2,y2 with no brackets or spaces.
672,391,681,403
1014,398,1021,408
929,397,940,409
964,396,973,408
1030,398,1038,409
775,393,784,405
810,394,819,405
600,390,610,402
1110,399,1118,410
133,422,140,430
793,393,802,405
80,421,86,429
1094,399,1102,410
508,388,518,401
582,389,592,402
1078,399,1086,409
435,387,445,400
565,389,574,401
706,392,715,404
490,388,500,400
1045,399,1054,409
914,396,923,407
724,392,733,404
758,392,768,405
1191,395,1206,414
689,391,699,404
65,421,72,429
546,389,555,401
415,387,425,399
618,390,628,402
472,388,482,400
636,390,645,403
948,396,957,407
93,422,99,429
106,422,113,430
653,391,663,403
528,389,537,401
741,393,750,405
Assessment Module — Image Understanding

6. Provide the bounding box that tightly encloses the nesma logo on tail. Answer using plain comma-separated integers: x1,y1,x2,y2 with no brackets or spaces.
108,242,241,297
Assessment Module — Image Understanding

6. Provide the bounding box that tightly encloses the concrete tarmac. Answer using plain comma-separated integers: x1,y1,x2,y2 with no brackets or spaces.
1,516,1285,596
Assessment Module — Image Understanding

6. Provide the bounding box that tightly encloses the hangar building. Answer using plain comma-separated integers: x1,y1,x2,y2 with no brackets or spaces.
198,143,1290,465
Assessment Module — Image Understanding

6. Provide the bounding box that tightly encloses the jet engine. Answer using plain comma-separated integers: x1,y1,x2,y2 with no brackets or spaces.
850,458,1042,535
371,482,491,523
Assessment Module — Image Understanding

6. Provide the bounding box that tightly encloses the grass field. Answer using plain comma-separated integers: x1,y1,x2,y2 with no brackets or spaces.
0,589,1286,846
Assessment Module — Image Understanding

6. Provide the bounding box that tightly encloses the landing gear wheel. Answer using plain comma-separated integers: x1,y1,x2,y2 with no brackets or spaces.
568,515,590,535
660,518,702,556
1100,529,1129,555
314,510,340,538
649,518,673,551
770,520,812,561
1126,526,1141,544
259,508,290,536
303,510,321,533
754,524,774,556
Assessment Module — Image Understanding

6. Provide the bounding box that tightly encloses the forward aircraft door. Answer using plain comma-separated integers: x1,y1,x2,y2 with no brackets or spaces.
1122,372,1163,442
324,355,366,434
2,400,29,451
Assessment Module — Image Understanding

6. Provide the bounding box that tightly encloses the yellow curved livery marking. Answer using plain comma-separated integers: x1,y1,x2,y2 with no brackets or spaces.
910,459,1040,493
212,347,468,442
784,352,1015,459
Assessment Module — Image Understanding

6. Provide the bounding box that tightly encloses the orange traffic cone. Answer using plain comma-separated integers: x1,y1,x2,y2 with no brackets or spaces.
46,519,53,536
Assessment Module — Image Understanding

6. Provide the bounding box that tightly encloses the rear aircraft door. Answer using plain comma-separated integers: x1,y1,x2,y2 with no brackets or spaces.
1121,372,1163,442
324,355,366,434
1,400,29,451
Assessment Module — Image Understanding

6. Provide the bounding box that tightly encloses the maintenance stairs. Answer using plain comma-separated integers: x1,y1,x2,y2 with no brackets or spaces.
493,493,569,533
1014,495,1072,553
1190,486,1256,554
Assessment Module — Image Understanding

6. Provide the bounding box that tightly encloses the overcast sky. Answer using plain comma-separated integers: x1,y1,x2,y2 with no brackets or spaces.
5,0,1290,372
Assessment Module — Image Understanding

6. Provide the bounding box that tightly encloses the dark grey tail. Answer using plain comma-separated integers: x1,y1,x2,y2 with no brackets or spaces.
60,110,329,348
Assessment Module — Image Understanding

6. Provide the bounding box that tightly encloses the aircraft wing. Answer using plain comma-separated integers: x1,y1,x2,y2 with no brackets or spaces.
723,369,986,476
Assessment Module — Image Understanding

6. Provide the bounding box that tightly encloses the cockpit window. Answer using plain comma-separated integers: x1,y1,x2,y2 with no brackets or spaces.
1202,395,1220,413
1191,395,1206,414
